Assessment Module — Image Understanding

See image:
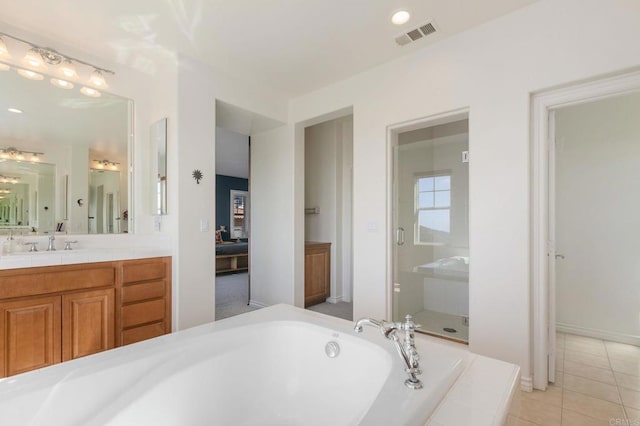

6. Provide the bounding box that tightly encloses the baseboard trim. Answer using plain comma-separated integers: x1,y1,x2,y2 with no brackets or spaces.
521,376,533,392
249,300,269,309
326,296,343,304
556,323,640,346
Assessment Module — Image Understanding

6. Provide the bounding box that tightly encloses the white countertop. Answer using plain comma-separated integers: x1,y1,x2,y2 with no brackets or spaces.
0,234,172,269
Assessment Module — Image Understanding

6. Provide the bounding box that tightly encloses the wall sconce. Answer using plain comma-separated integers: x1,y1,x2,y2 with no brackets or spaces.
0,31,115,97
0,147,43,162
92,159,120,171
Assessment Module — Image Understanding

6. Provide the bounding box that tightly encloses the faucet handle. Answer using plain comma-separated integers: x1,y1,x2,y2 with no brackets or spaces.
64,240,78,250
401,314,421,331
24,242,38,252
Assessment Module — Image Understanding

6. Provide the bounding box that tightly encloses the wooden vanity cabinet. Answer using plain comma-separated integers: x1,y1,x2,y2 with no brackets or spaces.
304,242,331,308
0,256,171,378
0,295,61,377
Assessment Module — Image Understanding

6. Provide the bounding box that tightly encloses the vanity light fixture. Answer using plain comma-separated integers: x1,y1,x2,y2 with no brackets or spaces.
89,69,108,88
50,78,74,89
0,31,114,90
23,48,45,69
391,10,411,25
0,175,20,184
0,147,44,162
17,69,44,80
59,60,78,79
92,159,120,170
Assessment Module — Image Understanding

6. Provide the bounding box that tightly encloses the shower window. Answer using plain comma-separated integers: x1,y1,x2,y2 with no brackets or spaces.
415,173,451,244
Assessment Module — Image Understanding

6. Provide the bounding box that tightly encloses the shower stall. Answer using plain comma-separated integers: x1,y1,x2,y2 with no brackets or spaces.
392,117,469,342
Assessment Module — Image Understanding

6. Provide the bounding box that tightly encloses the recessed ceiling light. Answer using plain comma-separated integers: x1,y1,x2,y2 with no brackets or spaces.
391,10,411,25
7,108,23,114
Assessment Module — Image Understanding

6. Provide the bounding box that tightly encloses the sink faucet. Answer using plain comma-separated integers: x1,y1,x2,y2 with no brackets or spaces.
354,314,423,389
47,234,56,251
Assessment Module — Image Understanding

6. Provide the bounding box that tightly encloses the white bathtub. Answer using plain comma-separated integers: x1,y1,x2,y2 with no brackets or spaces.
0,305,476,425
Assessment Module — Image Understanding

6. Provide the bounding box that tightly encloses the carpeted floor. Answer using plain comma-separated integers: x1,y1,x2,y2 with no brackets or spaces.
215,272,258,320
215,271,353,322
306,301,353,321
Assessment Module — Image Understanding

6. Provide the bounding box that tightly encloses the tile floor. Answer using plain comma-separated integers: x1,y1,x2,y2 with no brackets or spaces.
508,333,640,425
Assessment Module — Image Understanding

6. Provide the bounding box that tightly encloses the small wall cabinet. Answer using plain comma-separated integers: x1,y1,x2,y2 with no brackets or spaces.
0,257,171,378
304,242,331,308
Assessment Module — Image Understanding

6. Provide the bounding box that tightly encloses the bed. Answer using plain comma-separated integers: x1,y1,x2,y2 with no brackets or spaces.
216,241,248,274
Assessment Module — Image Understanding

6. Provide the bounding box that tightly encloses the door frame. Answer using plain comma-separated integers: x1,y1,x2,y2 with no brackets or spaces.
385,107,469,320
531,70,640,391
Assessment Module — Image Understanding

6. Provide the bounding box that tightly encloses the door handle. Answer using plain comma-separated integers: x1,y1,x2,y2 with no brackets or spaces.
396,227,405,246
555,254,565,260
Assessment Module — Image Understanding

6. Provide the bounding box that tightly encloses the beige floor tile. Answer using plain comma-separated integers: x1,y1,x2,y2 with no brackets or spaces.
610,357,640,377
553,371,564,387
620,387,640,410
564,374,621,404
563,390,625,422
566,334,606,347
509,395,561,426
605,341,640,358
505,414,539,426
562,408,615,426
565,349,611,368
564,360,616,385
626,406,640,423
565,340,608,357
556,351,564,372
615,371,640,392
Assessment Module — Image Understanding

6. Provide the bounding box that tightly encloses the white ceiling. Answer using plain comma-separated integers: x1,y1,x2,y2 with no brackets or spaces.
0,0,539,97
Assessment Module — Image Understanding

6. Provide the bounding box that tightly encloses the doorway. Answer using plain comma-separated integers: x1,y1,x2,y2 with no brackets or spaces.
532,71,640,390
390,113,469,343
303,115,354,321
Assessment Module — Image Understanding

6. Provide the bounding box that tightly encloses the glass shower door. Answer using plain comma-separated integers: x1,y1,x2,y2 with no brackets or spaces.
392,119,469,342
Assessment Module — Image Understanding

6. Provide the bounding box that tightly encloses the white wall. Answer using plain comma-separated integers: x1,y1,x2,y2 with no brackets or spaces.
555,93,640,341
285,0,640,382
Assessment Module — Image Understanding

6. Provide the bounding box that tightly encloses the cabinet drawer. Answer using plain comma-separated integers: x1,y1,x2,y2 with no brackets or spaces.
122,261,166,284
122,299,165,328
122,281,165,304
122,322,166,346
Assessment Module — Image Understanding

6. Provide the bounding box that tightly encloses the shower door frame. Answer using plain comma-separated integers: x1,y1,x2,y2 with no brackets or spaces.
385,107,470,327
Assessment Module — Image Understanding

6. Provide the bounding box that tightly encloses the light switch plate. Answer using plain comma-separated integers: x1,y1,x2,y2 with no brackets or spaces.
200,219,209,232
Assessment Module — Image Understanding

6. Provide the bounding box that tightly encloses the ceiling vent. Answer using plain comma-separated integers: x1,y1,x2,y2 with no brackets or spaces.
395,20,438,46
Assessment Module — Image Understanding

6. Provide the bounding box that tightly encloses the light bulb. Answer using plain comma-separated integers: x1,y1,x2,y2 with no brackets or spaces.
81,86,101,97
59,60,78,79
23,49,44,68
50,78,74,89
15,152,24,161
17,69,44,80
30,154,39,162
89,69,107,88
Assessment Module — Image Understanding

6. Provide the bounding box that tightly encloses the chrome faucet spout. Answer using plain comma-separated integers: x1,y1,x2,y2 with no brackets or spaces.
353,314,423,389
47,234,56,251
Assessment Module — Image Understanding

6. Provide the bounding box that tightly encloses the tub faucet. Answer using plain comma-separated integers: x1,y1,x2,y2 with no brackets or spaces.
354,315,423,390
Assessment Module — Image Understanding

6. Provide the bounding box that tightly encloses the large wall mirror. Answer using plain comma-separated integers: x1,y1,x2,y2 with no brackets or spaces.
0,62,133,234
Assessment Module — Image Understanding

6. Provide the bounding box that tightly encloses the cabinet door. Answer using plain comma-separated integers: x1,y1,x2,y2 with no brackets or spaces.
62,289,114,361
0,296,61,377
305,245,331,307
